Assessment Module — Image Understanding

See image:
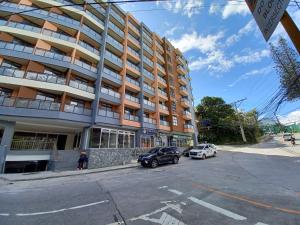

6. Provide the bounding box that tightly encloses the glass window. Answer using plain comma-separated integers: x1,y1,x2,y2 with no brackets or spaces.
90,128,100,148
70,99,85,108
100,129,109,148
172,102,176,112
109,130,117,148
118,132,124,148
172,116,178,126
1,59,21,69
0,88,13,97
124,133,129,148
36,92,55,101
130,135,135,148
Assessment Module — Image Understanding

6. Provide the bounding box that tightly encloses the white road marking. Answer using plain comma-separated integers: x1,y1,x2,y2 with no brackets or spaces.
181,202,187,205
0,213,10,216
16,200,109,216
255,223,269,225
158,186,168,189
188,197,247,221
168,189,183,195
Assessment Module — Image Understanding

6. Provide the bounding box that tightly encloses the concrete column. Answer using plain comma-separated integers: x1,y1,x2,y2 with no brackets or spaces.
80,127,90,150
0,121,15,173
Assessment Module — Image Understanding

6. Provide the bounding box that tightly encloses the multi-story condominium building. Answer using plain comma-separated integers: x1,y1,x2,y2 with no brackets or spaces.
0,0,198,172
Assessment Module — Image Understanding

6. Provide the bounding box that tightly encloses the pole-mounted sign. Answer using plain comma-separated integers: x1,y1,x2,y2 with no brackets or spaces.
245,0,291,41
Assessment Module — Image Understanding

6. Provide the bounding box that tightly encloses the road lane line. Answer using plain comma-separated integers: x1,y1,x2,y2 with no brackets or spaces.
0,213,10,216
16,200,109,216
188,196,247,221
255,222,269,225
168,189,183,195
158,186,168,189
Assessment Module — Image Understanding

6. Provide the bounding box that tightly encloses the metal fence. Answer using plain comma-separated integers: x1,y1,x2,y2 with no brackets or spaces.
10,140,56,150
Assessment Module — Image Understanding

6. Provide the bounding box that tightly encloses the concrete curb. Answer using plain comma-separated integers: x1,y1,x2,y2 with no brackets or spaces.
0,163,139,182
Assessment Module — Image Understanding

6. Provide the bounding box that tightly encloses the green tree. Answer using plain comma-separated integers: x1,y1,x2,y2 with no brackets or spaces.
270,37,300,101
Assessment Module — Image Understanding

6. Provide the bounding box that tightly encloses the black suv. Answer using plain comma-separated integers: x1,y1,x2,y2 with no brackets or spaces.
138,147,180,168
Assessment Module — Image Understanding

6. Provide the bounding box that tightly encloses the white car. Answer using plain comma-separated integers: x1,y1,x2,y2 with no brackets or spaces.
189,144,217,159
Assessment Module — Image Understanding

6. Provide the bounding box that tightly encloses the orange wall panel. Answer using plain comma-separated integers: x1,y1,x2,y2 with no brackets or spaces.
9,15,24,23
27,61,44,73
19,0,32,6
49,7,63,15
43,21,58,31
36,40,51,50
0,33,13,42
17,86,37,99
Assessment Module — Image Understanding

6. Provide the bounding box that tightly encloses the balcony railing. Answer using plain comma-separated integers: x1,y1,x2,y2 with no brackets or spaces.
178,75,187,82
110,10,125,25
100,87,121,98
180,86,188,92
86,0,106,15
0,67,25,79
105,50,123,66
106,35,124,52
126,76,139,86
128,34,140,46
26,71,66,85
82,24,102,41
143,99,155,108
124,114,139,122
143,32,152,43
85,10,105,27
98,109,120,119
144,117,156,124
157,63,166,73
143,44,153,55
74,59,97,73
42,29,76,43
156,53,164,62
5,21,42,33
177,65,187,72
159,104,168,111
125,94,139,103
109,22,124,37
64,104,92,116
155,41,163,51
184,124,193,129
10,139,56,151
158,76,166,84
160,120,170,126
78,40,100,55
0,96,61,111
158,89,167,97
127,46,140,58
69,80,95,93
127,61,140,72
143,83,155,93
183,111,192,117
181,98,189,105
143,69,154,80
128,21,140,34
143,57,154,67
103,67,122,81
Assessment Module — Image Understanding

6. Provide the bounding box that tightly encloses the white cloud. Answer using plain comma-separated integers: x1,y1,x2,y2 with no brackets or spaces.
233,49,270,64
209,2,221,15
170,31,224,53
278,110,300,125
228,65,273,87
222,1,249,19
156,0,204,18
164,26,183,37
226,20,256,46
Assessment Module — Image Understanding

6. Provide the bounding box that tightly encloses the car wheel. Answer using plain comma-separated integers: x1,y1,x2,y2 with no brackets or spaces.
151,159,158,168
141,162,147,167
202,154,206,160
213,151,217,157
173,156,179,164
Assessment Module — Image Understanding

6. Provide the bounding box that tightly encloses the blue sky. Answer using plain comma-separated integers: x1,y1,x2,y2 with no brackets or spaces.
120,0,300,124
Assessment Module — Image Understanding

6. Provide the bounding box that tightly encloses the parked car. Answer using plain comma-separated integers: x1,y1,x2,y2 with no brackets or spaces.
189,144,217,159
182,146,193,157
138,147,180,168
283,133,292,141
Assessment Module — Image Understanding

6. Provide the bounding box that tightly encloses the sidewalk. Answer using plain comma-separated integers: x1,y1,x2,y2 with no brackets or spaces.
0,162,139,182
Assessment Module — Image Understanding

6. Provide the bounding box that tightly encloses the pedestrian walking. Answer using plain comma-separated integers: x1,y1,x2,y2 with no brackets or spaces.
77,152,88,170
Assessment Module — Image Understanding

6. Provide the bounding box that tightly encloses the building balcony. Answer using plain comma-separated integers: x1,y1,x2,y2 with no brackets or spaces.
179,86,189,96
125,76,141,92
159,104,169,115
182,111,192,120
126,61,141,76
0,67,95,100
157,64,166,75
177,65,187,75
0,96,92,123
180,98,190,108
104,50,123,70
158,89,168,101
106,35,124,54
96,109,120,125
143,32,153,44
110,10,125,26
86,0,106,16
157,76,167,87
128,34,140,49
143,84,155,96
128,22,140,36
143,57,154,70
176,56,186,66
123,114,141,127
102,67,122,86
143,117,157,129
127,46,140,62
184,124,194,133
143,99,156,112
78,40,100,55
100,87,121,105
178,75,188,85
125,94,140,108
159,120,171,131
156,53,165,64
143,69,155,82
142,43,153,56
82,24,102,44
155,41,164,53
108,21,125,39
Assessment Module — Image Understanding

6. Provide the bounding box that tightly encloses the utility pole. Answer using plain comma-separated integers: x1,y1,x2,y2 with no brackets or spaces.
231,98,247,143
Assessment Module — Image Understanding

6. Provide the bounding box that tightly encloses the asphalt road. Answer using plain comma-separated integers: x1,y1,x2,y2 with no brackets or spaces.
0,139,300,225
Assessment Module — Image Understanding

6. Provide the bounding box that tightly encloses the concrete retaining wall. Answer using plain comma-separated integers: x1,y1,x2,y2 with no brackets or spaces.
49,150,81,171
